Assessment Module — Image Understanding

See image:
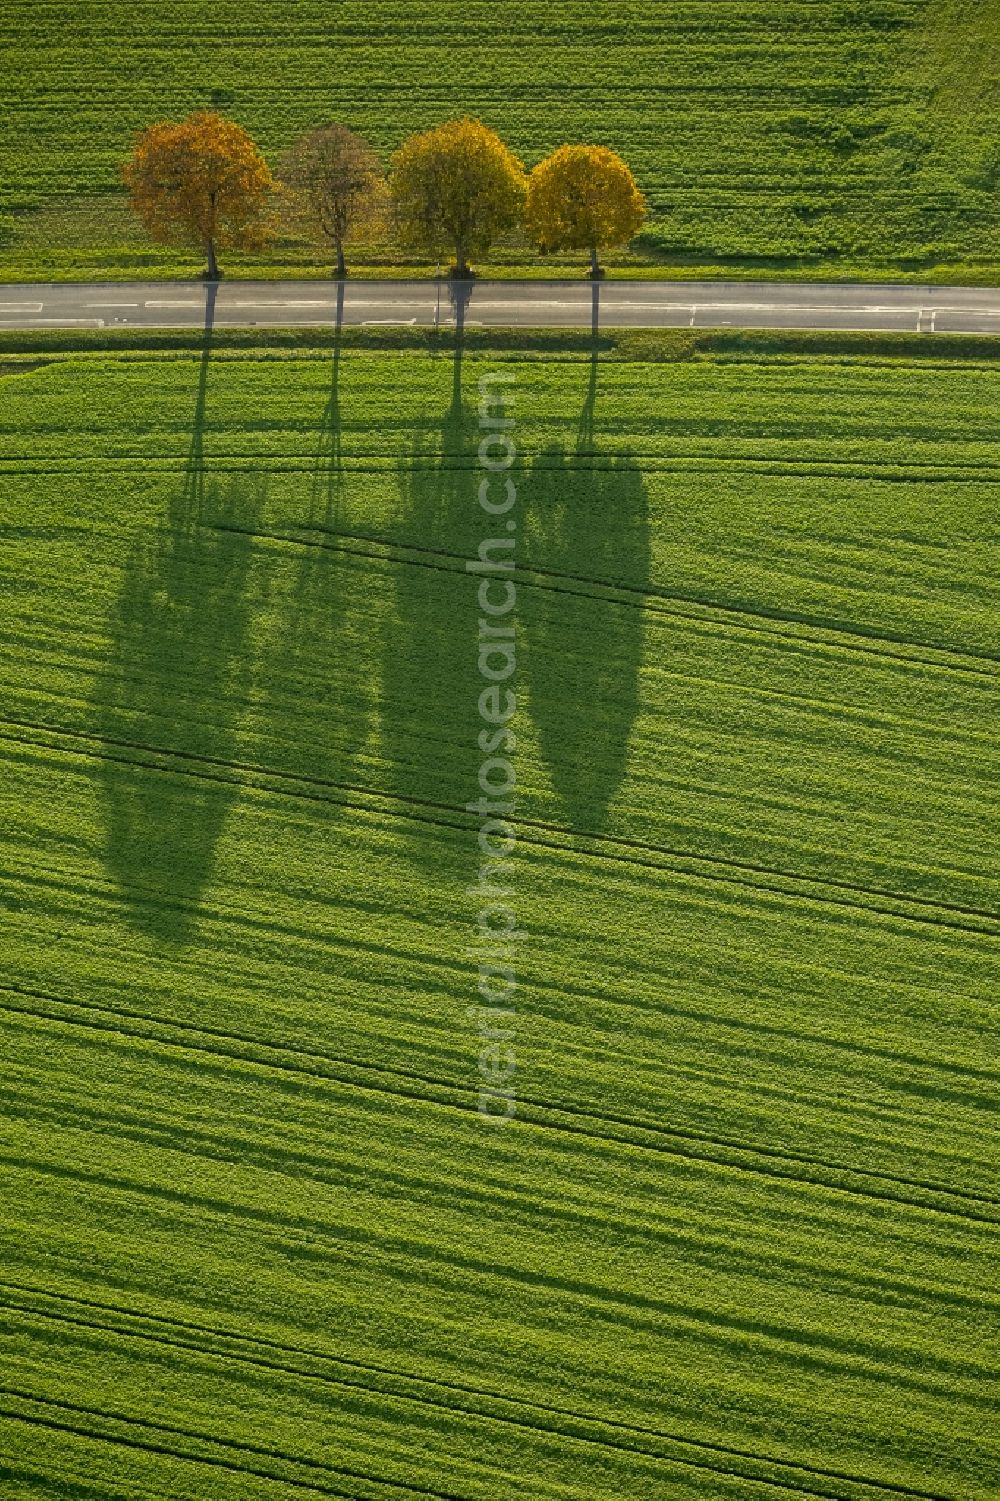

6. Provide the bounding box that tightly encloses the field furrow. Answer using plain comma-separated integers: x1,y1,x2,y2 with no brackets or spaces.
0,327,996,1496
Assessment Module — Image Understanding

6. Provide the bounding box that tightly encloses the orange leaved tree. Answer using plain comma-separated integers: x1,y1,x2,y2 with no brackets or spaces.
123,111,275,279
390,119,526,278
525,145,646,278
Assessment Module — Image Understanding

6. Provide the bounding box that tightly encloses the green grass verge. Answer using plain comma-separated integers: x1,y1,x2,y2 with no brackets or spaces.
5,322,1000,363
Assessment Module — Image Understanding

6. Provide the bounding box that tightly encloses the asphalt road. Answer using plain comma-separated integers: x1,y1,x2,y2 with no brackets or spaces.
2,278,1000,334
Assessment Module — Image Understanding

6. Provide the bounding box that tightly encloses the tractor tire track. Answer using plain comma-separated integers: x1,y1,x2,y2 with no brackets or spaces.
1,981,996,1226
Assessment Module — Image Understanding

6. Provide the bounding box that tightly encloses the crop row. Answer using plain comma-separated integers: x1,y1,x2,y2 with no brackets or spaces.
0,1000,997,1498
3,723,997,1183
1,0,998,274
1,347,997,1167
7,347,1000,467
0,338,996,1495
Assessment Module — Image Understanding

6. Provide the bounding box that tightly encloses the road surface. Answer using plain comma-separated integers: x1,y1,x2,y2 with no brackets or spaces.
2,278,1000,334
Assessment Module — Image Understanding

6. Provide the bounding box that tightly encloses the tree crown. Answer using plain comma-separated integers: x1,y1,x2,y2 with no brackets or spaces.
123,111,275,253
390,119,526,266
279,124,386,251
525,145,646,255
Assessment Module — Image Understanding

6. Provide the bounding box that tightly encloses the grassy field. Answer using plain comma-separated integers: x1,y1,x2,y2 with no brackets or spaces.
2,0,1000,281
0,323,997,1496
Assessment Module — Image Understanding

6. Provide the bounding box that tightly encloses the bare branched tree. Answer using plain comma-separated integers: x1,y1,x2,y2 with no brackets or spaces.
279,124,386,277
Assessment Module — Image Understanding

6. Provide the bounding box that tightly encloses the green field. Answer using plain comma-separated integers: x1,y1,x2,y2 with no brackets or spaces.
2,0,1000,281
0,324,997,1496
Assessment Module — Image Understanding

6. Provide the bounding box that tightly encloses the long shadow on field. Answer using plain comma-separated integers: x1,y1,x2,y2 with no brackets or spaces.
309,280,346,531
378,282,483,866
93,285,264,942
256,282,378,800
523,283,649,834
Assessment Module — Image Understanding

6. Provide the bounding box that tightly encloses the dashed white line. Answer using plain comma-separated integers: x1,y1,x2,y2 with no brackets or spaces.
470,299,591,309
335,299,430,307
0,317,104,327
910,304,1000,315
3,287,1000,335
616,300,920,313
221,299,430,310
223,300,338,309
464,298,936,318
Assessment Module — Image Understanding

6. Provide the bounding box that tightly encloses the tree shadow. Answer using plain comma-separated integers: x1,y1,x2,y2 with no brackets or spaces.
378,282,482,865
523,282,650,834
93,285,265,942
254,282,380,797
308,281,346,532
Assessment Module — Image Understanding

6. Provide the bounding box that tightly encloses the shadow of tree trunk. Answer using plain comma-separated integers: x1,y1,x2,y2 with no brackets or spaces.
523,282,650,834
308,280,346,532
93,285,265,942
378,283,482,866
252,282,379,798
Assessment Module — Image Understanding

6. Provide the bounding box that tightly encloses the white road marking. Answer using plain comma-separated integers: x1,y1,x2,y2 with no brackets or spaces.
469,296,1000,319
927,304,1000,315
466,298,933,317
3,285,1000,335
610,300,923,313
211,317,366,328
360,318,418,325
946,302,1000,313
0,317,104,327
222,300,338,308
221,298,430,309
471,299,593,308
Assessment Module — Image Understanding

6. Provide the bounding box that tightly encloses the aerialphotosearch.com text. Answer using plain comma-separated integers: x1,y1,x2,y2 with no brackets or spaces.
467,371,520,1124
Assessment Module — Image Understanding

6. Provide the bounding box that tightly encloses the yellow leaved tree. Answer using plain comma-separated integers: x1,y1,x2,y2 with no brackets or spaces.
123,111,275,279
525,145,646,278
390,119,526,278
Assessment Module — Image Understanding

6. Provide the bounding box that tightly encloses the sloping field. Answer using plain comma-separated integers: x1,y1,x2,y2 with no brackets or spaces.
0,327,998,1496
1,0,1000,279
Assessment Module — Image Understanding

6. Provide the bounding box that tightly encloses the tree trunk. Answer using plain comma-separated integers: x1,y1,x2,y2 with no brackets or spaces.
453,243,470,279
335,241,346,279
205,238,220,280
589,245,602,279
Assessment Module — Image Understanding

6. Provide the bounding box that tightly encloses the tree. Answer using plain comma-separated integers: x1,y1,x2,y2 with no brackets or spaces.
390,119,526,277
279,124,386,278
123,111,274,279
525,145,646,278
